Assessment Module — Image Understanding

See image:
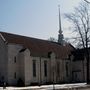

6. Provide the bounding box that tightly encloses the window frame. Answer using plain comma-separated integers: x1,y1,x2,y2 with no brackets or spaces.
44,60,47,77
32,60,36,77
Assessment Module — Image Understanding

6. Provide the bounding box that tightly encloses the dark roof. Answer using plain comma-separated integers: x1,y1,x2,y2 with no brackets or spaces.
19,48,26,52
0,32,74,59
72,49,86,61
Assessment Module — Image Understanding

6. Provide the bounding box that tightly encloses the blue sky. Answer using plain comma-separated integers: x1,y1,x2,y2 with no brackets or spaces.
0,0,82,40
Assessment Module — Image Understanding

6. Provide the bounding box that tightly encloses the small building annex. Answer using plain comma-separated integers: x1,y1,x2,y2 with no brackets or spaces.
0,32,74,86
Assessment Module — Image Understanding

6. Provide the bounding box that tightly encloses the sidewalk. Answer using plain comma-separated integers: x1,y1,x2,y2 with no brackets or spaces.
1,83,90,90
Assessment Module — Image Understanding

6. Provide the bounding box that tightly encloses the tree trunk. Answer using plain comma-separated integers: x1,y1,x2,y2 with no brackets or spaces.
86,48,90,84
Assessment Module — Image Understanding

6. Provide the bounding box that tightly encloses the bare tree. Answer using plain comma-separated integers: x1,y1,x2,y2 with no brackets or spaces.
48,37,57,42
65,1,90,84
84,0,90,4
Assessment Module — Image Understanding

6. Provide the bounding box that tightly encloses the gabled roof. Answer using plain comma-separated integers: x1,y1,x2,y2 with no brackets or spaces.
72,48,88,61
72,48,90,61
0,32,74,59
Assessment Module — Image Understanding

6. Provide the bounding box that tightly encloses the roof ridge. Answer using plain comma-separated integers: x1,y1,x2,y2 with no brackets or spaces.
0,31,62,46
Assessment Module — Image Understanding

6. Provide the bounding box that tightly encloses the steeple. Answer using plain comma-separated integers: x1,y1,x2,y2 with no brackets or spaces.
58,5,64,45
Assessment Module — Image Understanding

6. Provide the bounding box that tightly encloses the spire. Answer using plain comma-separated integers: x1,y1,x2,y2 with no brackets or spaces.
58,5,62,34
58,5,64,45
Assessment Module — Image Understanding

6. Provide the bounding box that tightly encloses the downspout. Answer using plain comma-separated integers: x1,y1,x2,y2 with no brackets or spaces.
39,57,41,85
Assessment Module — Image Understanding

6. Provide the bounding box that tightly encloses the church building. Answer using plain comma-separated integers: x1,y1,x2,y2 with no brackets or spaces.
0,6,86,86
0,31,74,86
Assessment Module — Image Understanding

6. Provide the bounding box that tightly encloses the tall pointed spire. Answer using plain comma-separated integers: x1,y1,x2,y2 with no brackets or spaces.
58,5,64,45
58,5,62,34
